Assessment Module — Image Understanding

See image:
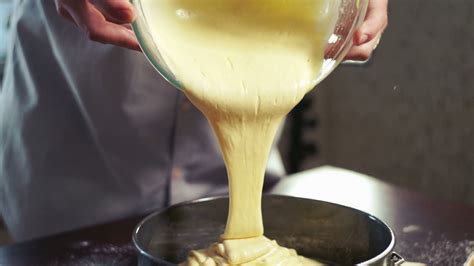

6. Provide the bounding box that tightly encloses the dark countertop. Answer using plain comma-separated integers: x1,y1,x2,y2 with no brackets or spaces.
1,166,473,265
0,215,143,265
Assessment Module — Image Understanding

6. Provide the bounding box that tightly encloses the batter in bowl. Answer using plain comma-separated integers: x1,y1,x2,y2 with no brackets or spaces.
140,0,339,264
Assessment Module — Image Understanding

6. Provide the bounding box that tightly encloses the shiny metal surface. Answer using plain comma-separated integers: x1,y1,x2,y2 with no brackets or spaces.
134,195,395,265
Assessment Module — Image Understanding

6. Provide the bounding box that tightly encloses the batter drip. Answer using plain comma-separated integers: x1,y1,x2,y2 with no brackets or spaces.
140,0,339,264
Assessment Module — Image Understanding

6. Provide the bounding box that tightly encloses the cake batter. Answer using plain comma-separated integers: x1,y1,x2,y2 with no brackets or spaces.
141,0,339,264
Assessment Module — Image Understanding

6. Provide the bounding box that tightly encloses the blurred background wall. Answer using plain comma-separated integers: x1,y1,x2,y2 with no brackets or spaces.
281,0,474,206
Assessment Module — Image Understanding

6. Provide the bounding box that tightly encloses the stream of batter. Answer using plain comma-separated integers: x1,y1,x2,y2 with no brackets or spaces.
141,1,339,265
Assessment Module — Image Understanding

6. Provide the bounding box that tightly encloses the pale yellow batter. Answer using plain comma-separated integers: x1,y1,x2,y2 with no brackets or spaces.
140,0,339,265
185,236,324,266
466,252,474,266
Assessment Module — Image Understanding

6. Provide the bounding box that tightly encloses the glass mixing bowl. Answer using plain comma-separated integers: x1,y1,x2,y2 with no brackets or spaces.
131,0,369,91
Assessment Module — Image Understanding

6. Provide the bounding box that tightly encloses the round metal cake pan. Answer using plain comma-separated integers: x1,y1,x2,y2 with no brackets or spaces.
133,195,397,265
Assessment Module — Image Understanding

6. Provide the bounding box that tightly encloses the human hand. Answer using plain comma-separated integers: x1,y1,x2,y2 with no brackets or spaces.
345,0,388,61
55,0,140,51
